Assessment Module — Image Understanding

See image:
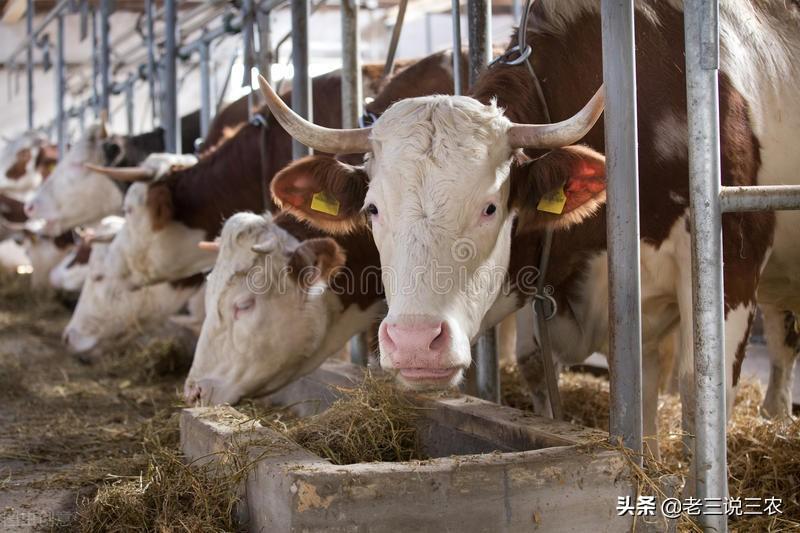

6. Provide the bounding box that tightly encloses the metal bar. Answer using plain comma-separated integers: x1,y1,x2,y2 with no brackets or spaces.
451,0,462,95
99,0,111,115
535,229,563,420
163,0,179,153
466,0,490,88
291,0,312,158
465,0,496,401
125,78,135,134
199,42,212,139
720,185,800,213
601,0,643,458
91,6,99,117
145,0,158,127
258,9,274,85
340,0,362,128
55,14,66,157
425,13,433,54
511,0,521,21
5,0,71,64
242,0,256,117
382,0,408,79
475,327,499,403
684,1,727,526
350,334,369,367
26,0,34,130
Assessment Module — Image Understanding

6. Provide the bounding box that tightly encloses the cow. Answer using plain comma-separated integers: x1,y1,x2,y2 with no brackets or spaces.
258,0,800,461
19,228,76,290
25,102,252,237
0,132,54,202
84,60,444,288
63,233,204,353
184,211,382,405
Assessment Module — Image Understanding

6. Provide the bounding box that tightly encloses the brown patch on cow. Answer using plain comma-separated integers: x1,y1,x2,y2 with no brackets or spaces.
5,148,32,180
146,185,175,232
53,231,76,250
67,242,93,268
784,311,800,352
272,156,369,234
0,193,27,223
288,238,347,290
34,144,59,179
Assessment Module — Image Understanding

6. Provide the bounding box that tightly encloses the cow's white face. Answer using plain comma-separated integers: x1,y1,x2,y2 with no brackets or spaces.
25,125,122,235
365,97,516,387
185,212,346,406
49,247,89,292
63,241,198,353
0,133,46,201
107,182,213,288
270,96,607,391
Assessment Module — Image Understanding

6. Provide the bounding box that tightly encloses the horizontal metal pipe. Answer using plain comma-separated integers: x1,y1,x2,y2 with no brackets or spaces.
720,185,800,212
6,0,71,64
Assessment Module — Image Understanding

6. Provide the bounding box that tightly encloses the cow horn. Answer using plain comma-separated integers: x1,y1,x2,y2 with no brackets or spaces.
257,75,372,155
84,163,156,182
506,85,605,149
197,240,220,252
251,234,278,254
98,110,109,139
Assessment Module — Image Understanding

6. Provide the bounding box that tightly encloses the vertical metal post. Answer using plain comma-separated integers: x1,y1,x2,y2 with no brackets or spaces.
340,0,365,364
466,0,497,401
99,0,111,115
125,78,135,134
164,0,179,153
145,0,158,127
511,0,521,21
451,0,462,95
91,7,99,117
466,0,490,88
199,42,212,138
258,10,274,85
425,13,433,54
242,0,256,117
340,0,362,128
600,0,643,458
291,0,312,158
684,1,726,527
55,14,66,157
26,0,34,130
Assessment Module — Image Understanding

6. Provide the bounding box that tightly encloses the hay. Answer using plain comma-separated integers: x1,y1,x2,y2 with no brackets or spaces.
239,373,425,465
500,363,800,531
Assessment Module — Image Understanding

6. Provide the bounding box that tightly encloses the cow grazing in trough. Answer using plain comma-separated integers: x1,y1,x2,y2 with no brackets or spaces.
86,62,414,288
260,0,800,456
184,212,382,406
63,232,204,353
19,228,76,290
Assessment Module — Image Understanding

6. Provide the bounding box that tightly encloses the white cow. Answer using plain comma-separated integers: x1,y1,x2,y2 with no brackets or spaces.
184,212,383,406
64,231,203,353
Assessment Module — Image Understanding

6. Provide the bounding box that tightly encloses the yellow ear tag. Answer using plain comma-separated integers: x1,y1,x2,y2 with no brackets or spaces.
537,186,567,215
310,191,341,216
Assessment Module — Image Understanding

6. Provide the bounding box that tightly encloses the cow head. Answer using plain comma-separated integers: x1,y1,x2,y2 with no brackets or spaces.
259,76,606,389
25,121,123,235
0,132,49,198
102,127,167,168
63,236,200,353
86,153,210,288
20,228,75,290
184,212,347,406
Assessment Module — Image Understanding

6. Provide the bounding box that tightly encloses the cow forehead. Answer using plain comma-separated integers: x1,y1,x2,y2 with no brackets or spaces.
368,95,513,209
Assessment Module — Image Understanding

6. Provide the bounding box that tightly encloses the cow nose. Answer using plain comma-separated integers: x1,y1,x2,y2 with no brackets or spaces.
380,317,450,371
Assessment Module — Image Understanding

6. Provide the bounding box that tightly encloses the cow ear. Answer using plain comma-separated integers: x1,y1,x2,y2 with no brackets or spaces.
271,156,369,234
288,237,346,290
145,185,174,231
511,145,606,231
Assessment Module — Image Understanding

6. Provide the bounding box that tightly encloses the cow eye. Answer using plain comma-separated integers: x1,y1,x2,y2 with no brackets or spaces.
366,204,379,216
483,203,497,217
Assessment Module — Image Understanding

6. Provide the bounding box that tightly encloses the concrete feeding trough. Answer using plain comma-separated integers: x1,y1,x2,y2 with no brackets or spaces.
181,362,660,532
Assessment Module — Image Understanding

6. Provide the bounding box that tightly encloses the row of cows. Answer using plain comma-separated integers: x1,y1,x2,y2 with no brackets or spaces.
1,0,798,481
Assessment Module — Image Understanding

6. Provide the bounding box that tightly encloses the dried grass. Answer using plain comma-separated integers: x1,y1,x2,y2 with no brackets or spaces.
500,363,800,531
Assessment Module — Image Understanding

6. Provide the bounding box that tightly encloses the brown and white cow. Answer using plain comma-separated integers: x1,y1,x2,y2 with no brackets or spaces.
89,55,464,288
260,0,800,456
